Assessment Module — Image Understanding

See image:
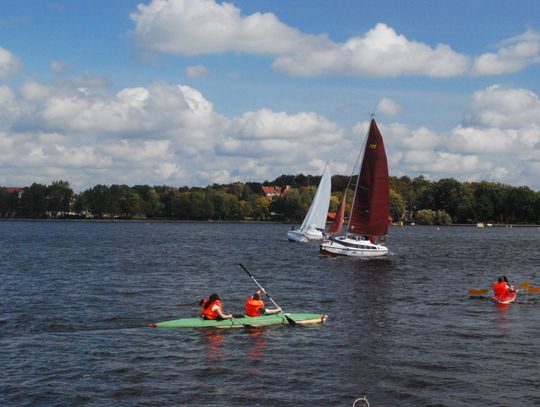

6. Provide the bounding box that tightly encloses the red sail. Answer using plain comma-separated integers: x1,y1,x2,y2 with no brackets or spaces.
348,118,389,236
328,193,346,236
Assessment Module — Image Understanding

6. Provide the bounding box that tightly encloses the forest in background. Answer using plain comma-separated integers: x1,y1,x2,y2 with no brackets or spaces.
1,174,540,225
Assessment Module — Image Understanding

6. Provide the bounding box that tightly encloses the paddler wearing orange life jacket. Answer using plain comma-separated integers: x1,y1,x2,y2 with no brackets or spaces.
244,290,281,317
492,275,515,297
200,293,233,320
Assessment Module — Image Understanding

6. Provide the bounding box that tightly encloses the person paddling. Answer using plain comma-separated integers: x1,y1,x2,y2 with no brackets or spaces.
200,293,233,320
244,290,281,317
492,276,515,297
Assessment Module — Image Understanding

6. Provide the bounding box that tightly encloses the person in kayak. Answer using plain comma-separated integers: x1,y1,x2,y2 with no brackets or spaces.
200,293,233,320
244,290,281,317
492,276,515,297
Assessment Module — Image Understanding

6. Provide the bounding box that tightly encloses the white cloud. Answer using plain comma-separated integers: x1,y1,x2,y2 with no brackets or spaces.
3,79,540,190
50,60,71,75
363,85,540,188
273,23,470,77
101,139,172,162
389,124,446,151
129,1,540,80
396,150,493,177
471,29,540,76
130,1,469,78
185,65,208,78
130,0,308,55
0,47,21,79
154,162,186,180
53,145,112,168
219,109,346,169
464,85,540,128
448,126,519,154
376,98,402,117
13,82,226,152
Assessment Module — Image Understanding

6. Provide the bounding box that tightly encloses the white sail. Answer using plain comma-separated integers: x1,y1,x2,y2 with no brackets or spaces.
300,165,332,231
288,165,331,242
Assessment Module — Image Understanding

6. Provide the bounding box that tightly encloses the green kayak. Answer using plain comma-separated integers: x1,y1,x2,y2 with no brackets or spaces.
149,313,327,329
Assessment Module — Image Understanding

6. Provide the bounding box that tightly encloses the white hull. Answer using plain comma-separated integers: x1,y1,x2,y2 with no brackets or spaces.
287,228,324,243
287,229,309,242
320,235,388,257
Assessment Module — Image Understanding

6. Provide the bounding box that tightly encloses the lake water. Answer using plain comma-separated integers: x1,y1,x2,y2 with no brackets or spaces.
1,221,539,406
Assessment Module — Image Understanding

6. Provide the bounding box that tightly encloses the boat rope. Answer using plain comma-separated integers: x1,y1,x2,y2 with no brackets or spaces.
352,395,370,407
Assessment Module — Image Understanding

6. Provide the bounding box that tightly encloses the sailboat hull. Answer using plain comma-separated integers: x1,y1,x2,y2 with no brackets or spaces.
320,236,388,257
287,229,309,242
287,228,324,242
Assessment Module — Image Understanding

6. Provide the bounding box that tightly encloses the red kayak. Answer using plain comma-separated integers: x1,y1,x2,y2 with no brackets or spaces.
491,291,517,304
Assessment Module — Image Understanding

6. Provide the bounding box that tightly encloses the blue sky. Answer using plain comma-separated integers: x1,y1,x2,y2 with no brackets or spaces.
1,0,540,191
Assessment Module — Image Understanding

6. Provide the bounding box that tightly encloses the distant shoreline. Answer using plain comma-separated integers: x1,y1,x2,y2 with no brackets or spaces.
1,218,539,227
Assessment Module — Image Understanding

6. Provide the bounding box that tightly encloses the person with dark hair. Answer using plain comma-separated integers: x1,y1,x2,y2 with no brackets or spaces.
200,293,233,320
493,276,515,297
244,290,281,317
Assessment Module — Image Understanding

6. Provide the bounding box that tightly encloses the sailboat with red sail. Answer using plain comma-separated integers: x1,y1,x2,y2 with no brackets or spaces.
320,117,390,257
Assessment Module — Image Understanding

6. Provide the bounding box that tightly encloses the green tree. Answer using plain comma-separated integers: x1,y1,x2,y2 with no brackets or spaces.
20,183,48,218
82,184,111,218
455,182,475,223
47,180,73,217
0,188,11,217
271,188,303,221
389,189,405,221
431,178,462,220
507,186,537,223
434,210,452,225
250,196,271,220
109,185,131,218
145,188,162,218
121,190,143,218
416,209,434,225
410,176,432,219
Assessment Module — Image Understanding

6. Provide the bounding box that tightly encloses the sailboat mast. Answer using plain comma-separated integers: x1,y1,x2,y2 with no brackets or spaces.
345,124,369,235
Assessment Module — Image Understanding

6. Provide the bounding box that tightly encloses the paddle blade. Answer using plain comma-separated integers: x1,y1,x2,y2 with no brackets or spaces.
527,287,540,294
518,282,530,289
283,313,297,326
469,288,489,295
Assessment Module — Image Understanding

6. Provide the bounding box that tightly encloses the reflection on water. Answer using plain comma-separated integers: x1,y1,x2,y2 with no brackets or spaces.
246,327,266,363
202,329,226,360
494,302,511,330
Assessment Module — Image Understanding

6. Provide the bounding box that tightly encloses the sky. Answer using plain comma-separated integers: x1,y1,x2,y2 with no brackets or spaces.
1,0,540,192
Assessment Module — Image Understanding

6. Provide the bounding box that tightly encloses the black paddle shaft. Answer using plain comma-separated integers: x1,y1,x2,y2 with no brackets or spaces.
238,263,296,326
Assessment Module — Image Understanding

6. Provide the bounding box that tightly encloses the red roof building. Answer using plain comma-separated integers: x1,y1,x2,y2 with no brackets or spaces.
262,185,290,200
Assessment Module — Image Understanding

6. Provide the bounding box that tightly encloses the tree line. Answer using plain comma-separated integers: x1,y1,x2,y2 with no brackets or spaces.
1,175,540,225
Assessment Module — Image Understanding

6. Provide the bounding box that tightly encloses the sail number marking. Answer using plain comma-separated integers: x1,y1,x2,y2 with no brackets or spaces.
369,144,377,150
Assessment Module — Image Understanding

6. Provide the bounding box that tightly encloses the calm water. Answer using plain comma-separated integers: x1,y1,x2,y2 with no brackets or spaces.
1,221,540,406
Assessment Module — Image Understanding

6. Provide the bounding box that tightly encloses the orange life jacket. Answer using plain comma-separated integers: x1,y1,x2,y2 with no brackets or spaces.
492,281,511,297
201,299,222,320
245,298,265,317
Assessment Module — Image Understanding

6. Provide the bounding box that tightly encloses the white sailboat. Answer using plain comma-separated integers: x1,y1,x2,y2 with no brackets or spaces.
320,118,390,257
287,165,332,242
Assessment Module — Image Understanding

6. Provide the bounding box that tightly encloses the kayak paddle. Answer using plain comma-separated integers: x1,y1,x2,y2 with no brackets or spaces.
231,316,256,329
468,288,489,296
238,263,296,326
469,281,531,296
